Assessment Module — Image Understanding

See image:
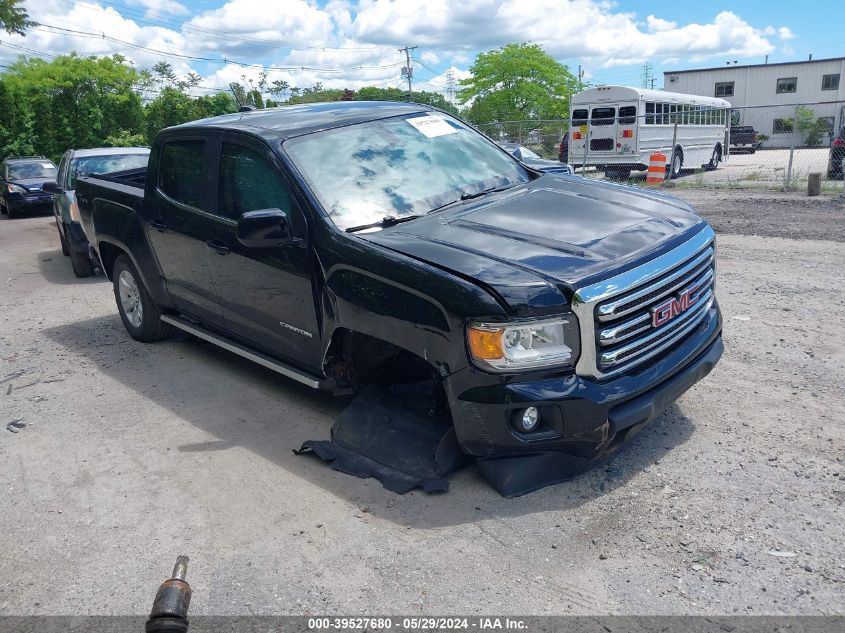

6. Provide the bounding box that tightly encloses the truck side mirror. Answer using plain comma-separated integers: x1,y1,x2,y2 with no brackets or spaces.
237,208,301,248
42,181,63,195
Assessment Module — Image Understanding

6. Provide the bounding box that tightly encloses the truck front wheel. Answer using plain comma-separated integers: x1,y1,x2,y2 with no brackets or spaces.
112,255,173,342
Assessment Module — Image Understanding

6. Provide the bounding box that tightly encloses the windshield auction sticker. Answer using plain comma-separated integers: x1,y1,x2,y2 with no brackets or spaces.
406,115,458,138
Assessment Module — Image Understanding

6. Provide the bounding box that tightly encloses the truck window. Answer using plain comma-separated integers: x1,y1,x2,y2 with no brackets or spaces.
572,109,588,126
159,140,205,208
218,143,292,221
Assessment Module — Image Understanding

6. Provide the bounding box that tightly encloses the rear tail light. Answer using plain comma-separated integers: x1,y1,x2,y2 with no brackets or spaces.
573,131,582,140
832,138,845,147
622,129,632,138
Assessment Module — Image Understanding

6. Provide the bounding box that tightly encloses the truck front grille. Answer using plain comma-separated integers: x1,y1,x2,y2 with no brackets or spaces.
572,226,716,379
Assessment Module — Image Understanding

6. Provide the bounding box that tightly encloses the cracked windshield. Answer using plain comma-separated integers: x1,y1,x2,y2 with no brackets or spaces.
287,113,529,231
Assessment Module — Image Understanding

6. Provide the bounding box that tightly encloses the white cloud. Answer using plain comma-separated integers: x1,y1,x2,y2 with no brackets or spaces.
646,16,677,32
351,3,781,66
5,1,793,97
129,0,189,17
186,0,335,55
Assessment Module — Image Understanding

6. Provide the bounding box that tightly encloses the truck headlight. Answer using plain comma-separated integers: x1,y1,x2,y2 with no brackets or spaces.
7,183,25,194
69,198,81,222
467,315,580,372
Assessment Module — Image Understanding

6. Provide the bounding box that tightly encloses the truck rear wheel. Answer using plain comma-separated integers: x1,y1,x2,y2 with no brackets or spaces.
112,254,173,342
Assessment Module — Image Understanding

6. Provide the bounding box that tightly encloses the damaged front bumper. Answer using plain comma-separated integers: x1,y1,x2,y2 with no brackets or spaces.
445,304,722,495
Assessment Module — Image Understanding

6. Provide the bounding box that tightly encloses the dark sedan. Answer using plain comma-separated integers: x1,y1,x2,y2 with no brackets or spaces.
0,157,58,219
500,143,573,175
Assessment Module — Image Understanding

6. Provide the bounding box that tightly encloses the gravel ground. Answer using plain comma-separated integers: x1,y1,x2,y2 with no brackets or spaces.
672,189,845,242
0,200,843,616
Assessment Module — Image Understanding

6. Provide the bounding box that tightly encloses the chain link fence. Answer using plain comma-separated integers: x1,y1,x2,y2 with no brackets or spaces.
474,101,845,193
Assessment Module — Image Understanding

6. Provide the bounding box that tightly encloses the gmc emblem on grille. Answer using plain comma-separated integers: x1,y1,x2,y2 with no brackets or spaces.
651,286,699,328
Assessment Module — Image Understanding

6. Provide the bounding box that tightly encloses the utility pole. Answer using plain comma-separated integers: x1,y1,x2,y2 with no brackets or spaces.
445,69,456,104
399,45,417,101
640,62,653,89
577,64,583,91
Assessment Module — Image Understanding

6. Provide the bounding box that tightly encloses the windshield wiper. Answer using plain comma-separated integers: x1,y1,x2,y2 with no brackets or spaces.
427,183,519,215
346,215,422,233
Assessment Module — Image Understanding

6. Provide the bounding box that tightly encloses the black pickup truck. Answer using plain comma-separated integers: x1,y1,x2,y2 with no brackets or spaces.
77,102,722,492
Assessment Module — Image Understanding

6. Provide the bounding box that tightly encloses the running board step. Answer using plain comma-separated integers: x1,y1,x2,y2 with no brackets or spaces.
161,314,327,389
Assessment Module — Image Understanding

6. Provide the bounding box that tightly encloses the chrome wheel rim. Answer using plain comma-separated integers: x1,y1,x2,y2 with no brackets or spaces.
118,269,143,328
673,154,681,175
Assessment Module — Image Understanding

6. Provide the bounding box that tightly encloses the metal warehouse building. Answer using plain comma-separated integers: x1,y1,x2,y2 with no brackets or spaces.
664,57,845,148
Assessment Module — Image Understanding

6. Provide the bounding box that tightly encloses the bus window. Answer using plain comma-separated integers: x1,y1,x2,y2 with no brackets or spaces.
669,104,678,125
645,102,654,125
683,105,691,125
572,109,588,126
591,107,615,126
619,106,636,125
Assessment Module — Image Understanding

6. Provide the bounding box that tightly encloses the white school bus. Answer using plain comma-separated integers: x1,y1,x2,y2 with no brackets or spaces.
569,86,731,179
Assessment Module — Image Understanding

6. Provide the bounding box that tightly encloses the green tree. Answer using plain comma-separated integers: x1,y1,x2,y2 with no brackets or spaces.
103,129,148,147
1,54,144,161
356,86,457,114
790,106,830,147
192,92,236,119
143,86,196,141
458,43,578,140
0,0,35,35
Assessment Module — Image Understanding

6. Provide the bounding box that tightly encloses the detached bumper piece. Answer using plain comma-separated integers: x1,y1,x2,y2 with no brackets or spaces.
296,385,471,494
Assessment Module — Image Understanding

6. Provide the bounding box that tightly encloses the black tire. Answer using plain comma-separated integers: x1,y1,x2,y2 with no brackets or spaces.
605,167,632,180
667,149,683,180
70,248,94,277
705,145,722,171
57,219,70,256
112,254,173,342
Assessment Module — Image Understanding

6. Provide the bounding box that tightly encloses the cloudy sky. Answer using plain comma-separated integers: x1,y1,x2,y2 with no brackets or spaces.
0,0,837,100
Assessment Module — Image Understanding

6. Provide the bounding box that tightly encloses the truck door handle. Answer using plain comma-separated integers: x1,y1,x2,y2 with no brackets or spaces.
206,240,230,255
150,219,167,232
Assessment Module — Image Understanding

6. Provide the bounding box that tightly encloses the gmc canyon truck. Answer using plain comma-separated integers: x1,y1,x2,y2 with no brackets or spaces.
77,102,723,491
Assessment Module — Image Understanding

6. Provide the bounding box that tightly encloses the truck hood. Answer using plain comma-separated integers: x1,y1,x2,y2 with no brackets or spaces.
362,175,708,315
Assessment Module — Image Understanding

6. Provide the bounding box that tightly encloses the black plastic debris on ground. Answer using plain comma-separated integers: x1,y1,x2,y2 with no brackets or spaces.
296,385,471,494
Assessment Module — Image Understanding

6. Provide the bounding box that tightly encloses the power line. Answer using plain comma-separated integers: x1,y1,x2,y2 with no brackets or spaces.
52,0,395,53
33,24,406,74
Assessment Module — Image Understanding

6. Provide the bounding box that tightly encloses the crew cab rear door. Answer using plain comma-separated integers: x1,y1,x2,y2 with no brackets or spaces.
203,134,323,372
146,136,225,327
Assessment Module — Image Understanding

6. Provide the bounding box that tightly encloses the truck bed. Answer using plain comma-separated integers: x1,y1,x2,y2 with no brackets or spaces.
76,173,146,249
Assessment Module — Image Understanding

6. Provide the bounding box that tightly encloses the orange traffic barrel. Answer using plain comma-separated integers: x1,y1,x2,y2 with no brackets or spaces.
646,153,667,185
